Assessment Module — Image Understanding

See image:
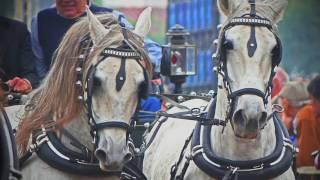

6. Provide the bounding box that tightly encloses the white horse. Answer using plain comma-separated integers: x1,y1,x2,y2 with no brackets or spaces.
8,7,153,180
143,0,295,179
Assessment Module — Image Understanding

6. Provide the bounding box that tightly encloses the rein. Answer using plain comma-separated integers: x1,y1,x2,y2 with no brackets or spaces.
138,93,225,155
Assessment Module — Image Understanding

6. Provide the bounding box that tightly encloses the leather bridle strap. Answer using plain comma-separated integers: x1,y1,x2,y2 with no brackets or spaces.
116,57,126,91
247,0,257,57
92,121,132,132
229,88,267,104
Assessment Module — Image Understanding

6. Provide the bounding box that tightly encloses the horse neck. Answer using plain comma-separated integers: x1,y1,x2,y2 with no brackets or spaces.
59,112,94,152
211,75,276,160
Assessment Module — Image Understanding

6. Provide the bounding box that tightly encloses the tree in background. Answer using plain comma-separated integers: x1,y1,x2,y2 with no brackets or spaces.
279,0,320,77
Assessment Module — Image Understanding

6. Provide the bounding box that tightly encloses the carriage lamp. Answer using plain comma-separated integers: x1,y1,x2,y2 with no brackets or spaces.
161,24,197,93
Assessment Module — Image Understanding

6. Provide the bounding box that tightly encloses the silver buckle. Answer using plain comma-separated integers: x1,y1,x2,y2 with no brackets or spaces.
191,108,201,116
120,172,137,180
30,127,48,152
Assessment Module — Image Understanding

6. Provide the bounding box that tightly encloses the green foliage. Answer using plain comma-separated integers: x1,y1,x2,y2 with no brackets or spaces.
279,0,320,76
92,0,103,6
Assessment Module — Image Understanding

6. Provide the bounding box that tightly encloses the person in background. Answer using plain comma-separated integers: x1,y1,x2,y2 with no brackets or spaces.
272,80,310,135
0,16,39,94
271,66,289,99
31,0,162,81
294,75,320,169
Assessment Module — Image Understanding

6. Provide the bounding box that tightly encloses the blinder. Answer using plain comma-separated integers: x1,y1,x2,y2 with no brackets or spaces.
139,70,149,99
271,35,282,67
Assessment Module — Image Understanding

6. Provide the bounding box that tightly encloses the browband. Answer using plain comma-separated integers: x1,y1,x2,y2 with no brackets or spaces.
228,17,272,29
101,48,141,59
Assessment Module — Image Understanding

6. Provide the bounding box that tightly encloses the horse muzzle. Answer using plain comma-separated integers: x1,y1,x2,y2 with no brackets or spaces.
231,96,267,139
95,136,133,171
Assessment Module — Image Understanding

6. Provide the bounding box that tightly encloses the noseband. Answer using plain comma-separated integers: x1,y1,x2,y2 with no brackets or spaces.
75,28,148,146
214,0,282,119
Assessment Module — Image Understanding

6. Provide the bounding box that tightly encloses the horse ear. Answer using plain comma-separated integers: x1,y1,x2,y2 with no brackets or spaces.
218,0,230,16
134,7,152,38
86,7,110,45
269,0,288,23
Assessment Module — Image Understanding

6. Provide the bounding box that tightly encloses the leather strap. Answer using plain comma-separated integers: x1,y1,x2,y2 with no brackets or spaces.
116,57,126,91
92,121,132,132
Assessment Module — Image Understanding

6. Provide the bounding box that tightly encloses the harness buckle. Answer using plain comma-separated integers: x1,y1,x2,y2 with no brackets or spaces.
252,163,264,170
30,127,49,152
92,131,97,144
120,172,137,180
231,167,238,174
170,163,178,175
272,104,284,113
191,108,201,116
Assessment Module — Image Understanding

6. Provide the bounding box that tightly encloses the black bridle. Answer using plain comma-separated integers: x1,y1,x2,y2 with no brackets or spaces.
75,28,148,148
214,0,282,121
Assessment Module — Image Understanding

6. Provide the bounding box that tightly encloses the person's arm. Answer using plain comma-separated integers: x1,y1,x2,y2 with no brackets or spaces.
18,23,39,88
31,16,48,80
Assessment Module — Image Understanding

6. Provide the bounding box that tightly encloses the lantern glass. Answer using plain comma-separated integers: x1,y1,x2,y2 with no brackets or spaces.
162,45,197,76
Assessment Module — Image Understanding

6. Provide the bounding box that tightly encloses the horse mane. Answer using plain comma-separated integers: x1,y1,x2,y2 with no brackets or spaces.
16,13,153,153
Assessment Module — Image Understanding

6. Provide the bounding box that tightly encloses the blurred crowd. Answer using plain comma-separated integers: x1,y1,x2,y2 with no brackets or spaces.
272,67,320,179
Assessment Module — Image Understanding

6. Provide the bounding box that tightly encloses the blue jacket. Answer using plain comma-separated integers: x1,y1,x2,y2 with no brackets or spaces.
31,5,162,80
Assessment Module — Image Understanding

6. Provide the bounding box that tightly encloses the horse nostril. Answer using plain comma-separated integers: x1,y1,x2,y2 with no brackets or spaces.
259,111,268,125
233,109,267,126
123,152,133,163
233,109,245,123
95,149,108,162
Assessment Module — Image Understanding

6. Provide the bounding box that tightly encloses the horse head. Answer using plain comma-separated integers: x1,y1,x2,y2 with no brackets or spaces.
216,0,288,139
16,7,153,172
85,7,152,171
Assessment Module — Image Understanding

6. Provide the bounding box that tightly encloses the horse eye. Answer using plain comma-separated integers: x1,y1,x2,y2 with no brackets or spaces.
223,39,233,50
93,76,102,87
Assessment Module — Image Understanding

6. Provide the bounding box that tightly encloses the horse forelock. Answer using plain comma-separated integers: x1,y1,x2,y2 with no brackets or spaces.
16,13,152,153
